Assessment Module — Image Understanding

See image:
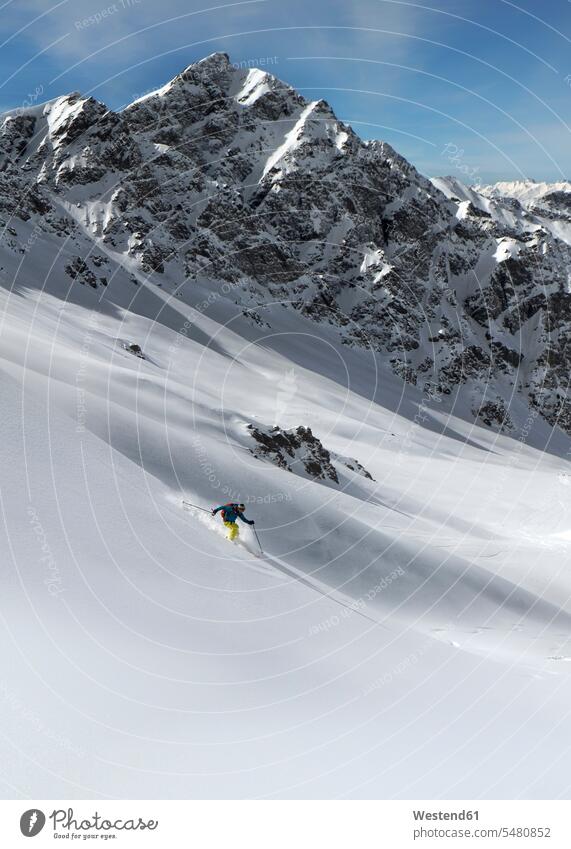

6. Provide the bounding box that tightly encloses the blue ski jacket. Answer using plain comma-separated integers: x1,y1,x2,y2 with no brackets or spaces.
212,503,254,525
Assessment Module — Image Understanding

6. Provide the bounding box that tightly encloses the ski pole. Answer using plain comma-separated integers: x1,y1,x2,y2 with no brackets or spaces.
182,500,212,514
253,527,263,555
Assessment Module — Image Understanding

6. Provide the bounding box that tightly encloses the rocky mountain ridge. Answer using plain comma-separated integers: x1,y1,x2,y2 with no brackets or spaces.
1,52,571,435
248,424,375,484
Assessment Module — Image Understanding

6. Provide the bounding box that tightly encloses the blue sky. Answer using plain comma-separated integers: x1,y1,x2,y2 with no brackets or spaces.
0,0,569,182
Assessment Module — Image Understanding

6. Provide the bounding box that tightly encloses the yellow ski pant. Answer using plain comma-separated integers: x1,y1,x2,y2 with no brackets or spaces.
223,521,239,541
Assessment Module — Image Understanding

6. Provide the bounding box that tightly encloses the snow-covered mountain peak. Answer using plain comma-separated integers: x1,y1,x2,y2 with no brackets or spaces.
125,51,299,116
234,67,275,104
232,65,304,111
43,93,107,148
1,53,571,437
0,91,111,174
168,50,235,90
193,49,232,70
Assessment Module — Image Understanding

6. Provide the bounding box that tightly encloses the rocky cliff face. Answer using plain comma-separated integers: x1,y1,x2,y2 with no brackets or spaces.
1,52,571,435
248,423,375,484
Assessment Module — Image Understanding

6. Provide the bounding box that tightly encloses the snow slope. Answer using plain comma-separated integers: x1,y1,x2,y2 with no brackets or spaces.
1,212,571,800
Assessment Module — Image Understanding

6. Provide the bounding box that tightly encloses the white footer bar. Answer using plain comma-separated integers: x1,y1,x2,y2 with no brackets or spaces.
2,800,569,848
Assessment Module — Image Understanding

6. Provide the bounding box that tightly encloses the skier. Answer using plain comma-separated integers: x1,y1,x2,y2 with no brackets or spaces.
211,502,255,541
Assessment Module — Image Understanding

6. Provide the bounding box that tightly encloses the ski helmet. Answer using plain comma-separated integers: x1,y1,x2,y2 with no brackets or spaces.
238,503,246,510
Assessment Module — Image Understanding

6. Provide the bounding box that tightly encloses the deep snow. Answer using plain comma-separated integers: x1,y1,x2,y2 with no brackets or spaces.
1,212,571,800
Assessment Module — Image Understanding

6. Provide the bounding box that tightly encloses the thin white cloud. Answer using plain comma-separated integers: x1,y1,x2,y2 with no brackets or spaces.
1,0,268,63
